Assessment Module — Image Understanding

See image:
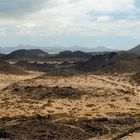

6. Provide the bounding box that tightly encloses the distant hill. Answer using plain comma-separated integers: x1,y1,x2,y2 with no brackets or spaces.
0,47,14,54
55,46,118,53
0,53,6,59
127,44,140,55
0,45,119,54
56,51,92,58
15,61,55,72
0,61,27,75
1,49,49,61
90,46,118,52
75,52,140,73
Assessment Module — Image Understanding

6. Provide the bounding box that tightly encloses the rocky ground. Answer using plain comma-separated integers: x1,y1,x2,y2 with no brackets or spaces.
0,72,140,140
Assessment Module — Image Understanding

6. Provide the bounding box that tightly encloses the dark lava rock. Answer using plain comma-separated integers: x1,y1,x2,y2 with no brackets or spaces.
4,85,85,100
0,129,11,138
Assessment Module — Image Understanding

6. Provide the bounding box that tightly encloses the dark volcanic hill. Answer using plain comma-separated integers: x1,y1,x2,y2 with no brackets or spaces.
1,49,49,61
0,53,6,59
75,52,140,73
56,51,92,58
15,61,56,72
127,44,140,55
0,61,27,75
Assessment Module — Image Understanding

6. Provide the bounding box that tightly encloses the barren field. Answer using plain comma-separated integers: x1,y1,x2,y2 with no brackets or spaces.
0,72,140,140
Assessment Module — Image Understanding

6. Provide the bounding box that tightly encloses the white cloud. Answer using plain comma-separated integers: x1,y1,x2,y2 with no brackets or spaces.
0,0,139,39
97,16,111,22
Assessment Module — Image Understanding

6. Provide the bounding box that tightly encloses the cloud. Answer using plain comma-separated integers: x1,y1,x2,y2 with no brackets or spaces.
0,0,45,18
0,0,139,40
97,16,111,22
44,0,135,15
0,0,135,18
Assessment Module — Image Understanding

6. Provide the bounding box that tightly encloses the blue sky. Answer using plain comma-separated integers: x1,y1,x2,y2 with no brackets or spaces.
0,0,139,50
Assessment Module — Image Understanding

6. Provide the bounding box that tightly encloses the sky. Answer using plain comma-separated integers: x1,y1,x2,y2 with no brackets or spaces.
0,0,140,50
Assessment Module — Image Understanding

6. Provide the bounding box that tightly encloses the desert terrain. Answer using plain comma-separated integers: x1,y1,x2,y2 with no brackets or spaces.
0,47,140,140
0,72,140,140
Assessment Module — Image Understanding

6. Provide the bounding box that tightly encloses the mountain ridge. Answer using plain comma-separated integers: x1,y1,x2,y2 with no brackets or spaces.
0,45,119,54
127,44,140,55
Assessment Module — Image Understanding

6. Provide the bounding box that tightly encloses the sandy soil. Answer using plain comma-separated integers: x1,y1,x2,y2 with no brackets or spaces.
0,71,43,90
0,72,140,140
0,73,140,117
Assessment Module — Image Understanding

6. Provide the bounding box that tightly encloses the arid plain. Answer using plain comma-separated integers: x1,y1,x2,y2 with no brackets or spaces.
0,72,140,140
0,47,140,140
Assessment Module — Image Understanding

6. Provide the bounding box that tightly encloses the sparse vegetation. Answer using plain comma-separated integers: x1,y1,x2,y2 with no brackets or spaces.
0,47,140,140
